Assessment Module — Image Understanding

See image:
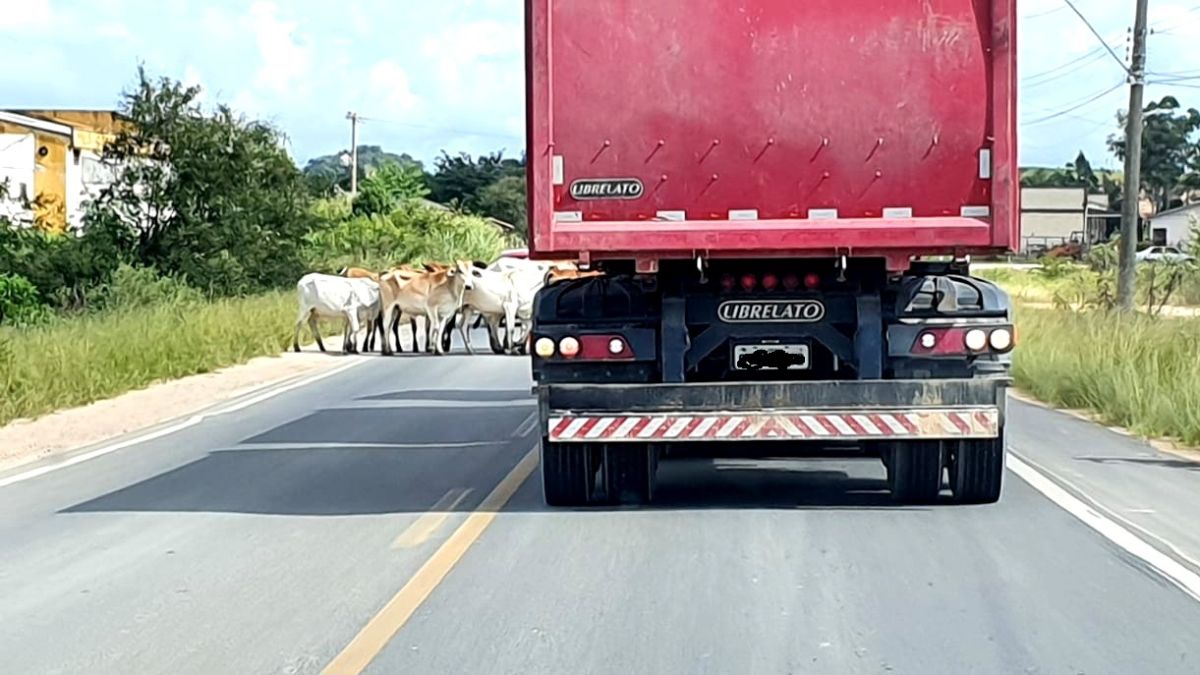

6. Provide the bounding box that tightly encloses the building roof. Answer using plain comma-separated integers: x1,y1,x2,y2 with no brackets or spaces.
417,198,514,231
1150,201,1200,219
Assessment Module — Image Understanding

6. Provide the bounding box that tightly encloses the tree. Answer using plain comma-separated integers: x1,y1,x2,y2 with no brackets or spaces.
1109,96,1200,214
86,67,318,296
351,160,430,217
475,175,528,240
427,150,525,210
1020,152,1109,191
303,146,425,197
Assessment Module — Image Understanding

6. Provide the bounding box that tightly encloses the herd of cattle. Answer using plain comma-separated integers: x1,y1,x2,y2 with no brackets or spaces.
292,254,598,356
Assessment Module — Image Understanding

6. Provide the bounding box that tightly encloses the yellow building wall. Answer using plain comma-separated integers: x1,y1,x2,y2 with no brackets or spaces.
33,133,69,232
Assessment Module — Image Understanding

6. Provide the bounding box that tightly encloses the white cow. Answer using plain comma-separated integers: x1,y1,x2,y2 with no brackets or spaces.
458,267,521,355
292,273,382,354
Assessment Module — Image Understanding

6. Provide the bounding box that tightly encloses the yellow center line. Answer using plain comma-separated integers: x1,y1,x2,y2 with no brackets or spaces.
390,488,474,550
321,447,539,675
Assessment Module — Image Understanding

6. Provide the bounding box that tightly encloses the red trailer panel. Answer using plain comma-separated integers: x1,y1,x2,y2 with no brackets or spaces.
527,0,1017,266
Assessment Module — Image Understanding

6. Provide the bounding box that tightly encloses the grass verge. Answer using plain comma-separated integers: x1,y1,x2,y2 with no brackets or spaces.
0,291,336,427
1012,306,1200,446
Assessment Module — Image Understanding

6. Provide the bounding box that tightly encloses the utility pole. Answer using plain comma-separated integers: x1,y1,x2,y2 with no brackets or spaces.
1117,0,1150,312
346,111,359,196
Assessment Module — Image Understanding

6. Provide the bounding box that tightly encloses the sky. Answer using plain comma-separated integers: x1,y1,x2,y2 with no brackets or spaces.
3,0,1200,171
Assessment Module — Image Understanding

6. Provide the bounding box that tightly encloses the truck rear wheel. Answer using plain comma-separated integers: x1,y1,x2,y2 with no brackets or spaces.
602,444,657,505
948,437,1005,504
887,441,943,504
541,439,595,506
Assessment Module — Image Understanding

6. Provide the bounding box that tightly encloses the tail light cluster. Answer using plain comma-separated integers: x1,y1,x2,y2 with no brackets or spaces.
910,325,1016,356
534,334,633,360
720,272,821,293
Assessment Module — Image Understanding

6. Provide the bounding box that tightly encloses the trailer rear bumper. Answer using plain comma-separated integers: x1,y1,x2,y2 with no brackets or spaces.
539,378,1008,443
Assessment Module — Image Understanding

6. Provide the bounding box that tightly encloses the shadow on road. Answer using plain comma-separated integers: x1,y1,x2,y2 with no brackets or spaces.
61,451,926,516
61,391,928,516
1076,455,1200,471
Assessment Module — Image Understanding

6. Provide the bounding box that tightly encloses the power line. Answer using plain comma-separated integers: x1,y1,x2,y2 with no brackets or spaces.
1024,81,1127,125
1024,49,1112,88
1023,5,1069,20
1062,0,1131,74
1023,46,1104,83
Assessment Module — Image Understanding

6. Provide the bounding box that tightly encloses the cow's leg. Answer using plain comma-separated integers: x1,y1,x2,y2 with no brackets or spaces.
293,307,309,353
429,311,447,355
503,302,518,354
363,311,380,353
486,315,505,354
380,306,396,356
409,317,421,353
308,313,326,352
459,308,476,355
390,312,402,353
344,310,361,354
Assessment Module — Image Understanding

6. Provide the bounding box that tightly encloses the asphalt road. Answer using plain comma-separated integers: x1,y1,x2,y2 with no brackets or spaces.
3,341,1200,674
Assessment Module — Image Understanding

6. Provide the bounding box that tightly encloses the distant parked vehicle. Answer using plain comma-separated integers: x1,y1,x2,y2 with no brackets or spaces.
1136,246,1195,264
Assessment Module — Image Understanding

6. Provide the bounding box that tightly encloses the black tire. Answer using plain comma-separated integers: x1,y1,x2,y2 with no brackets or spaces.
541,439,594,507
888,441,944,504
949,437,1005,504
602,444,656,505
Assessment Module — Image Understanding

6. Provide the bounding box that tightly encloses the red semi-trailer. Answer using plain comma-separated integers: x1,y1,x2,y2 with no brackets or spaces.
526,0,1018,506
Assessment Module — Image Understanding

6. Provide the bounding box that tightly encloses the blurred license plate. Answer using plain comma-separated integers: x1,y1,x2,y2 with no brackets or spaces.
733,344,810,370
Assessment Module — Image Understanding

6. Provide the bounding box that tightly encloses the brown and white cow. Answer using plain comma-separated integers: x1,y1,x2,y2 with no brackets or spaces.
378,261,474,356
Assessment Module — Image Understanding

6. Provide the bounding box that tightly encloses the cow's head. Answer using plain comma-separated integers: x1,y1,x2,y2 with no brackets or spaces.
450,259,476,290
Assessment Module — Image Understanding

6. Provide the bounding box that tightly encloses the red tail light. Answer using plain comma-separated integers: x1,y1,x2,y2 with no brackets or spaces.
761,273,779,291
740,273,758,292
911,328,968,355
782,273,800,291
804,273,821,289
579,335,634,360
720,274,735,292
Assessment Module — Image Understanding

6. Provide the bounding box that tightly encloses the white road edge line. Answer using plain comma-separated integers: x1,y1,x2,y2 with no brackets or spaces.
0,358,366,489
1007,453,1200,602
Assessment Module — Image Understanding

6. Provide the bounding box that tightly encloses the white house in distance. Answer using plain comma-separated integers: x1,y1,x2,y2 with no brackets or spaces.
1019,187,1114,254
1146,203,1199,249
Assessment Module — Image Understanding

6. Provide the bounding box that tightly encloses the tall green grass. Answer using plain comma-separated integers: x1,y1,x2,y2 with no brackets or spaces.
1012,306,1200,445
0,291,324,426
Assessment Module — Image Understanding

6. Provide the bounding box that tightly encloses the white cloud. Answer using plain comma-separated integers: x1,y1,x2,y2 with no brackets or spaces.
0,0,52,32
420,21,522,106
367,60,421,115
244,2,313,95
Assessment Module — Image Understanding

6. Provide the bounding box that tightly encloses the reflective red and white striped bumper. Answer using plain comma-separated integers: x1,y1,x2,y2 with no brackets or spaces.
547,408,1000,442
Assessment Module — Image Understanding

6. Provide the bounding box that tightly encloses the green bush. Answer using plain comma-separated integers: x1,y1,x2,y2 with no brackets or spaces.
304,201,504,272
0,273,50,326
352,161,429,218
84,264,203,312
0,226,126,310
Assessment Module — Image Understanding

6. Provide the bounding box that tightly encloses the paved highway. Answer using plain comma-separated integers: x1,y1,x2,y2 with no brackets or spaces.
2,343,1200,674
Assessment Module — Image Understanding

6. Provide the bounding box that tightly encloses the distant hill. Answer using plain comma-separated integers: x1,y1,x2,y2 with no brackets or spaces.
302,146,424,195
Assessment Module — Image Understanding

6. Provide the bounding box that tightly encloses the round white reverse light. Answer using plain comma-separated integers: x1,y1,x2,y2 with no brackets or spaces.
534,337,556,358
559,336,581,357
608,338,625,355
919,332,937,349
964,328,988,351
989,328,1013,351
